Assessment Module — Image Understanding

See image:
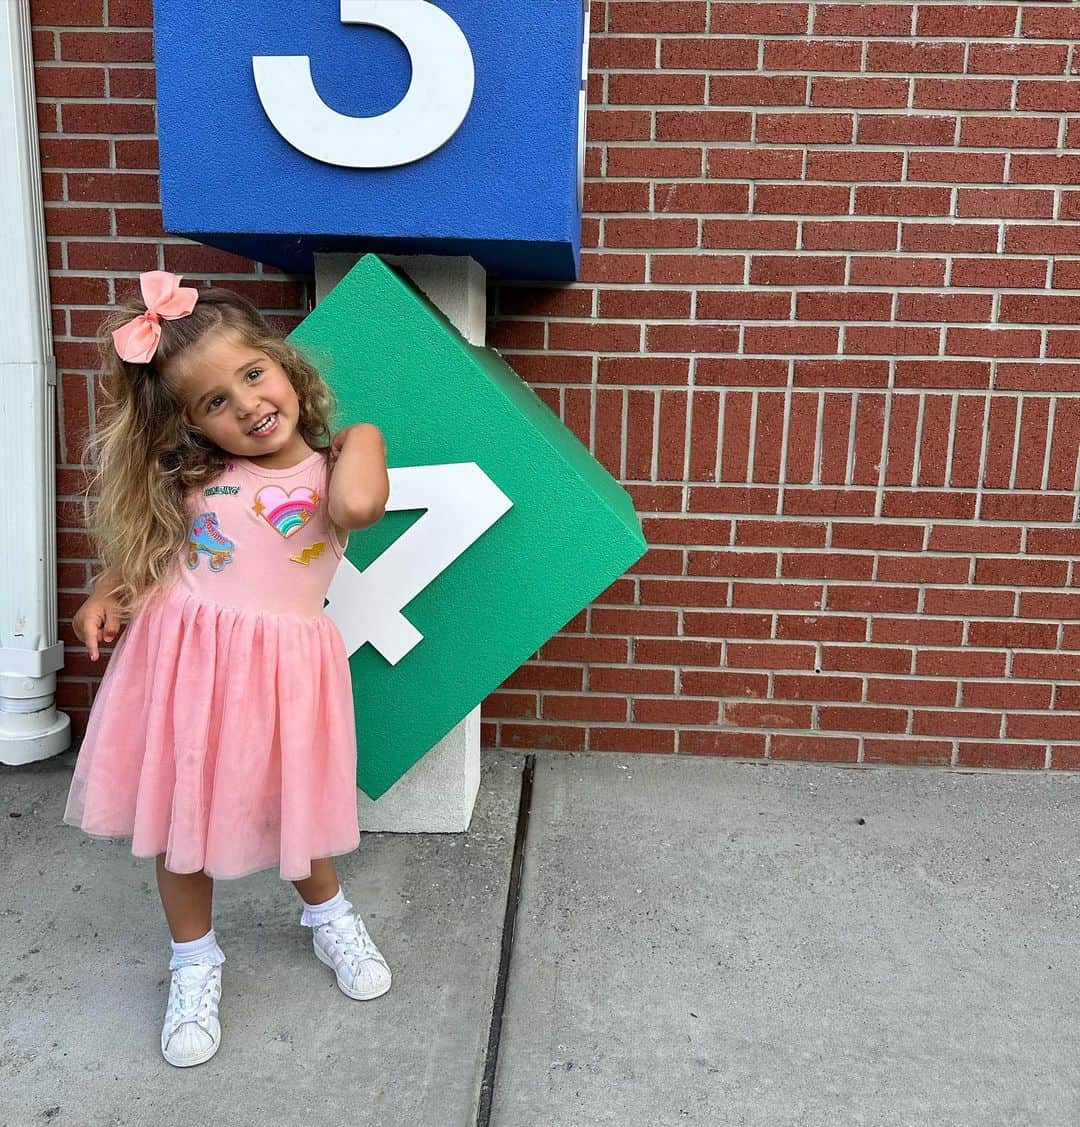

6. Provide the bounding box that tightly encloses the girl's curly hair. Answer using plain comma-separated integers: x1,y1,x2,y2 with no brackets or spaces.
81,286,335,618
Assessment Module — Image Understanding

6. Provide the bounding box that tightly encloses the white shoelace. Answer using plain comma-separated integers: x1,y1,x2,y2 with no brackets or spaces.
170,965,218,1029
324,913,388,969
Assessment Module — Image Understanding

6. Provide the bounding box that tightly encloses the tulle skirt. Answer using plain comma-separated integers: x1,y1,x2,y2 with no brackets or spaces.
63,583,360,880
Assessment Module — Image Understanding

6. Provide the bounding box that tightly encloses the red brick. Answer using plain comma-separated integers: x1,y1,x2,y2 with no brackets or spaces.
856,117,957,148
598,289,690,320
980,494,1074,523
872,618,963,646
963,682,1053,711
727,642,817,670
579,252,646,284
682,670,769,698
108,0,153,26
917,649,1006,678
968,621,1058,649
659,112,752,143
867,678,957,707
709,75,808,106
586,109,652,142
598,357,688,386
776,614,866,642
774,674,862,702
647,324,739,353
928,525,1021,554
914,709,1000,738
864,739,952,766
971,43,1066,75
68,172,158,203
605,217,698,248
725,702,812,729
821,645,912,674
898,293,993,323
501,724,588,752
606,149,703,179
914,79,1013,112
784,489,876,517
1020,593,1080,621
107,66,155,98
60,30,152,62
590,727,677,754
882,492,977,521
609,2,707,32
974,558,1068,588
680,731,767,757
958,743,1044,769
486,692,538,720
1012,652,1080,681
751,257,846,286
820,705,907,733
812,76,909,108
755,115,854,146
654,183,749,214
1010,712,1080,739
849,255,947,286
651,255,743,285
703,220,798,250
772,734,859,762
813,5,913,36
608,73,707,106
661,39,757,71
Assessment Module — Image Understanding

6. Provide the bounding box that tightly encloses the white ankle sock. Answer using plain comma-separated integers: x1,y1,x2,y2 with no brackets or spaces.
299,885,353,928
169,927,226,971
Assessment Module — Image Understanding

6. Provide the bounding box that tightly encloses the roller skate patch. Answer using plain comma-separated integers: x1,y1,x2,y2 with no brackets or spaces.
186,511,236,572
252,486,319,539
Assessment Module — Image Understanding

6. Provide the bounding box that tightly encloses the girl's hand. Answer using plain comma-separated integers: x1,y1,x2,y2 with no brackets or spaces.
72,593,124,662
329,424,363,465
329,423,372,466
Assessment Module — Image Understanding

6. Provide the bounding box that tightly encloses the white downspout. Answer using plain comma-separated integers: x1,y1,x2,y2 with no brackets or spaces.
0,0,71,765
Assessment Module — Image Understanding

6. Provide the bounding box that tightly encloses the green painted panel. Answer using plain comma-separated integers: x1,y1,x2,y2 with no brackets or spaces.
290,255,647,798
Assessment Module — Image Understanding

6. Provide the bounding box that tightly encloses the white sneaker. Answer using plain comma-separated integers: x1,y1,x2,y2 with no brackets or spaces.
312,911,392,1000
161,962,223,1067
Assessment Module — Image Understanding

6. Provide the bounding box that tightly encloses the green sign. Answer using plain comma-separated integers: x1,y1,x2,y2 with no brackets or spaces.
290,255,647,797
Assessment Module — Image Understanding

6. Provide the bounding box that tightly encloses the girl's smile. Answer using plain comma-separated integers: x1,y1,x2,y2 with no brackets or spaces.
174,330,312,469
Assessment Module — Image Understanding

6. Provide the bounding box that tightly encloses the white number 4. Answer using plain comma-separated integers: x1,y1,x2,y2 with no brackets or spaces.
324,463,513,663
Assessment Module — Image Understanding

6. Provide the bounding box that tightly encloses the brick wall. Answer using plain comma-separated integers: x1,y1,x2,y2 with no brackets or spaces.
36,0,1080,770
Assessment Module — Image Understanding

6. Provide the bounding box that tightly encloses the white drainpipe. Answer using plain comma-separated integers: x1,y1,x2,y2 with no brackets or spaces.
0,0,71,765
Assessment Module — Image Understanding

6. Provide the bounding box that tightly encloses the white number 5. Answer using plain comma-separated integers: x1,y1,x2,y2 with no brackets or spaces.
253,0,475,169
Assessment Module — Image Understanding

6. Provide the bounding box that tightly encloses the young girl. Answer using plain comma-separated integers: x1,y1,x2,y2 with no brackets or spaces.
63,270,392,1069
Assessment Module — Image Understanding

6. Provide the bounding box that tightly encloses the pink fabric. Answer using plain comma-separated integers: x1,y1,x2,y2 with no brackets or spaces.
111,271,198,364
63,450,359,880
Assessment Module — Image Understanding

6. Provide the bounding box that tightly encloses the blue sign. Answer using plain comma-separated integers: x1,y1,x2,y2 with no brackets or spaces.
153,0,588,280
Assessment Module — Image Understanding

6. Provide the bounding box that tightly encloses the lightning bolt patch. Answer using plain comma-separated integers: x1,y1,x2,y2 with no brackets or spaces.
290,541,327,566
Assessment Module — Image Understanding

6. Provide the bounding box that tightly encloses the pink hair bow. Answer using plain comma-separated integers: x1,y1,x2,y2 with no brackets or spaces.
111,271,199,364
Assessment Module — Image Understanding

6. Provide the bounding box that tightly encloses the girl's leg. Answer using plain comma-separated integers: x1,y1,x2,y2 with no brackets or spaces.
155,853,214,941
294,857,392,1001
292,856,339,905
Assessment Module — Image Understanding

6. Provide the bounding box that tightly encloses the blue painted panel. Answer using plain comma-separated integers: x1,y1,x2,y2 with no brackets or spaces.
153,0,586,279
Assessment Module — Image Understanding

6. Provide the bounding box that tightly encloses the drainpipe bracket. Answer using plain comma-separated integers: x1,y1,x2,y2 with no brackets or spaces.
0,642,64,678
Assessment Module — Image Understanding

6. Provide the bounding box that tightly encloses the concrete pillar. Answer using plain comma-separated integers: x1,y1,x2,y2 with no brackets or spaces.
314,252,484,832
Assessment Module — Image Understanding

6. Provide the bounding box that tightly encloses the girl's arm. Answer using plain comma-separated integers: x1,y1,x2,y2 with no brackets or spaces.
74,567,125,661
327,423,390,532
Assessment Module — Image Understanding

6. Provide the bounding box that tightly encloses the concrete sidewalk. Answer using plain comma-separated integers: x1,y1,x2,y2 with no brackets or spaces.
3,749,1080,1126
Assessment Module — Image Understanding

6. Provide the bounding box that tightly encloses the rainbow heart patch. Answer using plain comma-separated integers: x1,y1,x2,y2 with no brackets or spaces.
252,485,319,538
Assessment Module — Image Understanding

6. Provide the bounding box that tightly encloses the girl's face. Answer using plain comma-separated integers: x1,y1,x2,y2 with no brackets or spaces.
176,329,311,469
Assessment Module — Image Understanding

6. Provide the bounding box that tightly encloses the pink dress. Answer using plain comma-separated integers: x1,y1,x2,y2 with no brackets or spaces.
63,448,360,881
